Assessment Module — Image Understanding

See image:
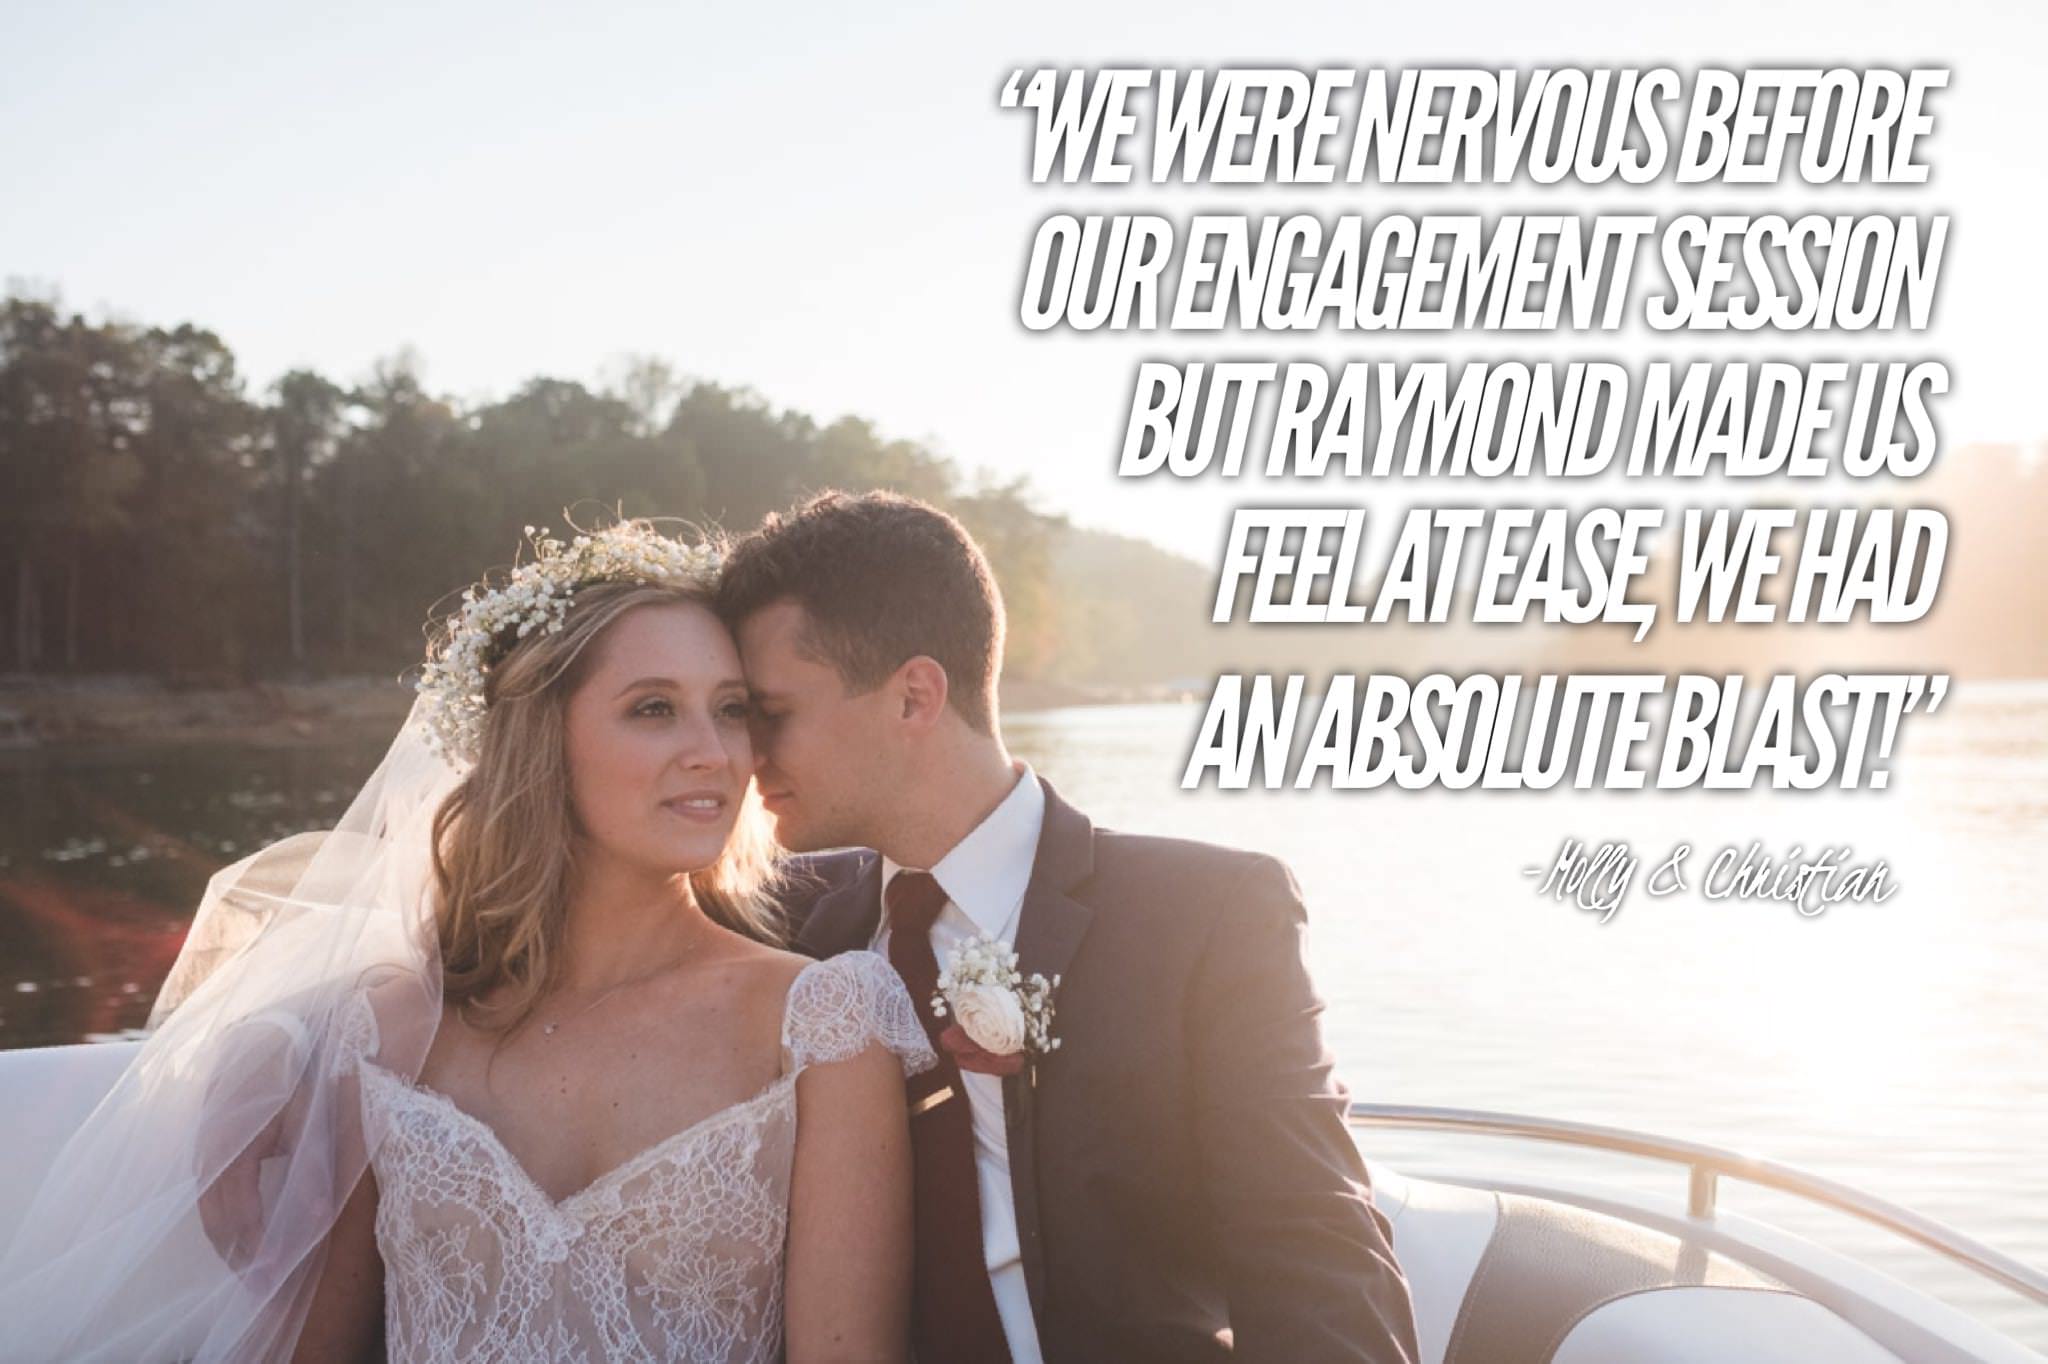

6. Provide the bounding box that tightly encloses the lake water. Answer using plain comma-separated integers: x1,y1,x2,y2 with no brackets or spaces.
4,687,2045,1348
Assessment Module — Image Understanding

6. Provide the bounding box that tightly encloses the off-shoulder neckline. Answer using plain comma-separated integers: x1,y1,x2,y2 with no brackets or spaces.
361,1061,797,1212
358,954,862,1209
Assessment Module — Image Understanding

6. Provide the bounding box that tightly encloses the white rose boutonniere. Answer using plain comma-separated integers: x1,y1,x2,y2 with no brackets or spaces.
931,934,1060,1077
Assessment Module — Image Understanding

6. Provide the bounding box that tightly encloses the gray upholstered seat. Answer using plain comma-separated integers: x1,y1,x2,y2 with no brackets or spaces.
1553,1287,1908,1363
1371,1164,1905,1364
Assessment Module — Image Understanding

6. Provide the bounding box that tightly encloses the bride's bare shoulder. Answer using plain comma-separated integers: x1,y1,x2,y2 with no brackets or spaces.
714,936,817,1001
325,966,441,1068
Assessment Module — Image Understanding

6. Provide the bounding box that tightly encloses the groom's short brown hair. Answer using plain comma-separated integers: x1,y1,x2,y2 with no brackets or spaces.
718,491,1005,735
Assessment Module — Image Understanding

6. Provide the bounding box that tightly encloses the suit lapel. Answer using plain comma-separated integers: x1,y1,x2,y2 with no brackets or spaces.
1006,778,1096,1328
792,853,884,960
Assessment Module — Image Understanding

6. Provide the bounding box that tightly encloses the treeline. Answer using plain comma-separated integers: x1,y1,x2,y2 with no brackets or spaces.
7,292,2038,691
0,294,1099,684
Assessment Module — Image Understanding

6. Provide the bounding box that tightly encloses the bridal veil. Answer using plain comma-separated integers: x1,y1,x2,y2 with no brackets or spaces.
0,699,457,1362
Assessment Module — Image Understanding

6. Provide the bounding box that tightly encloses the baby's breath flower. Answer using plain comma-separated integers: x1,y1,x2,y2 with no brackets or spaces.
933,934,1062,1057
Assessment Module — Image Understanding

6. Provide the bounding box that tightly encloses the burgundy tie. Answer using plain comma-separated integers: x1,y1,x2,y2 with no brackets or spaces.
886,870,1014,1363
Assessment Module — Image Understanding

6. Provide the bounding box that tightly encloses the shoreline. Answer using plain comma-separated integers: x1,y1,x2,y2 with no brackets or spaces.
0,675,1191,751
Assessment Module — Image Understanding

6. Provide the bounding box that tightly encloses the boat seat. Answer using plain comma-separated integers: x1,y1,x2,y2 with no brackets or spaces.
0,1040,236,1359
1550,1288,1910,1364
1371,1165,1905,1364
0,1039,146,1247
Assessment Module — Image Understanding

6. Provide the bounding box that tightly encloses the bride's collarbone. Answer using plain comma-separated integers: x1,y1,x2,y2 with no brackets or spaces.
416,955,807,1193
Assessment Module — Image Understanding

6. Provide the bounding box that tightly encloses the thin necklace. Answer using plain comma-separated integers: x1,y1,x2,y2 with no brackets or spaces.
539,949,691,1038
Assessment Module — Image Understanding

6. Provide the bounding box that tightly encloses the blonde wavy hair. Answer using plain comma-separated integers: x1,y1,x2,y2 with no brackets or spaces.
428,577,784,1032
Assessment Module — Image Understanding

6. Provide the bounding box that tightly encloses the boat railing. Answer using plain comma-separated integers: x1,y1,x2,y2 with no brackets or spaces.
1348,1102,2048,1309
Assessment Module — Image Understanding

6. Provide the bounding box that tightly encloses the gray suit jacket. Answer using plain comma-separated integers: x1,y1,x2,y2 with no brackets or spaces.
780,777,1418,1364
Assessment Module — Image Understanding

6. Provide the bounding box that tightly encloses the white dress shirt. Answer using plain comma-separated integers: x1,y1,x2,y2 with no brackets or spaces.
874,765,1046,1364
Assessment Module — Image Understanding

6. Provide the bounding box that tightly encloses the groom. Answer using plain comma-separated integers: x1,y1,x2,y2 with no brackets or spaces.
720,492,1418,1364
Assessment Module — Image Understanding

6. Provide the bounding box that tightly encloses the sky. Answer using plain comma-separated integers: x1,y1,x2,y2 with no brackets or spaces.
4,0,2042,561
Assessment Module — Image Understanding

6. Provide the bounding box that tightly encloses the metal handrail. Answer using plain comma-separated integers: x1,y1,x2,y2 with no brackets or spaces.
1348,1102,2048,1309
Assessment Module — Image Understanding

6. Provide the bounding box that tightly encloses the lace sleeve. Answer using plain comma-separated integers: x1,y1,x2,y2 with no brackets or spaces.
328,991,381,1078
782,951,937,1077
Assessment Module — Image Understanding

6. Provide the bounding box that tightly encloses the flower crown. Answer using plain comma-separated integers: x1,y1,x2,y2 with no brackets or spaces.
415,521,723,766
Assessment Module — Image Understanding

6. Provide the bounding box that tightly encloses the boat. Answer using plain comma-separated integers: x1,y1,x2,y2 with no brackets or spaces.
1352,1103,2047,1362
1,1040,2042,1361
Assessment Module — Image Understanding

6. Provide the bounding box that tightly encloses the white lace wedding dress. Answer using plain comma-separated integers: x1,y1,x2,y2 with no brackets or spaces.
343,950,934,1364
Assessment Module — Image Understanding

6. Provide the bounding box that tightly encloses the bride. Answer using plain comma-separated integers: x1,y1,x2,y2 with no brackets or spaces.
0,521,935,1362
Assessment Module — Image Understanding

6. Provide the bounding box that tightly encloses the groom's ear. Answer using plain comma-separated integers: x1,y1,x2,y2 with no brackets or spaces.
894,655,951,730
